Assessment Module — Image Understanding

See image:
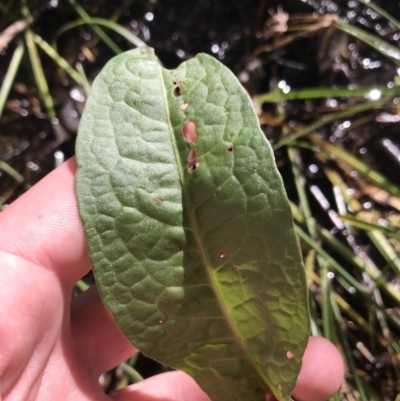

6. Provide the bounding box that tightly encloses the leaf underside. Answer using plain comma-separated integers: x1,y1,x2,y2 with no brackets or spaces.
76,47,309,401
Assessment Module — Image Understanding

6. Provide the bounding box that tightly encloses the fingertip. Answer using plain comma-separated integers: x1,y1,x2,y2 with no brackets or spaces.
292,336,345,401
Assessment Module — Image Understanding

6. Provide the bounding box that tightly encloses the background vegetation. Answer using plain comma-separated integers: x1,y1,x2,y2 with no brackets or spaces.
1,0,400,399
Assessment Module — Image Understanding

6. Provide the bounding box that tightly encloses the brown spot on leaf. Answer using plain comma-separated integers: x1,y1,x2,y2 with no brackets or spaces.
188,149,199,172
182,121,198,143
227,144,234,154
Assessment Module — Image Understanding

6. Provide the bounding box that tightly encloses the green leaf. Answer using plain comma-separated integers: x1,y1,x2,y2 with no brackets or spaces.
75,47,309,401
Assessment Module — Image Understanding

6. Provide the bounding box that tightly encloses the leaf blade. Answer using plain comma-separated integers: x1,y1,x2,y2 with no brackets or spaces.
76,47,309,401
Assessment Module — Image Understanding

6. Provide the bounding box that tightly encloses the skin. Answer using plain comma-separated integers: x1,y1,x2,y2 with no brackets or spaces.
0,158,345,401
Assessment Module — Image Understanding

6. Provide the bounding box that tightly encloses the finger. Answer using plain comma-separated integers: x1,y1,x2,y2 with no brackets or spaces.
109,371,210,401
292,336,345,401
0,158,91,289
71,285,137,377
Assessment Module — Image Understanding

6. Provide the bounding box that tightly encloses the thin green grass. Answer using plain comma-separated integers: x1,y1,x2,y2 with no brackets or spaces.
272,98,389,150
119,361,144,384
67,0,122,54
335,20,400,65
298,227,400,333
332,299,369,401
308,134,400,198
270,10,400,394
22,1,57,124
33,33,83,86
0,40,24,118
339,214,399,239
75,62,92,96
254,86,400,104
53,17,146,51
0,160,24,183
357,0,400,31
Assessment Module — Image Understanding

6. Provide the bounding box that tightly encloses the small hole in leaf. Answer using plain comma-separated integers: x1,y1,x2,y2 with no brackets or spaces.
180,103,189,111
219,252,229,259
286,350,294,359
188,161,200,172
173,86,181,97
188,149,199,172
227,145,234,154
153,197,163,204
159,320,163,324
182,121,198,143
188,149,197,161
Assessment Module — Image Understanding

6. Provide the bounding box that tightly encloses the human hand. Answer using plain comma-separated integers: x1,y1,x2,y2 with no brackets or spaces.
0,158,344,401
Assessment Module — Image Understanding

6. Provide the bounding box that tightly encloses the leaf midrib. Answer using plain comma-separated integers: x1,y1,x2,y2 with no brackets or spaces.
159,61,267,389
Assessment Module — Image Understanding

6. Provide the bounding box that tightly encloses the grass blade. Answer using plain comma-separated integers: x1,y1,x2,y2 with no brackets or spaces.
53,17,145,51
295,224,400,330
120,362,144,384
288,147,316,237
318,227,400,304
68,0,122,54
339,214,398,238
311,272,373,335
272,97,388,150
75,279,89,292
254,86,400,105
357,0,400,32
22,2,56,121
335,19,400,65
33,33,83,86
368,231,400,275
307,134,400,198
75,62,91,96
320,261,335,341
331,297,369,401
21,0,68,143
0,40,24,118
0,160,24,183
